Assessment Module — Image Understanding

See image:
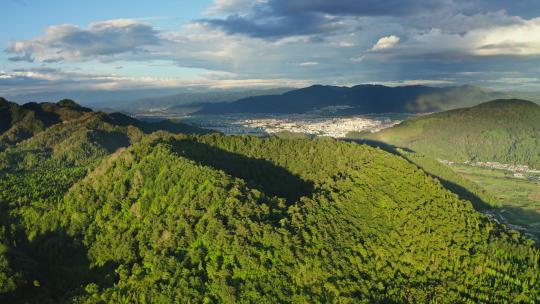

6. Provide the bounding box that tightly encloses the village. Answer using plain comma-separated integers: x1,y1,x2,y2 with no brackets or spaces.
440,159,540,182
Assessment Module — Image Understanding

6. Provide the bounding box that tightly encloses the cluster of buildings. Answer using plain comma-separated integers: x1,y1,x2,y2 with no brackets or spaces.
228,115,400,138
187,113,402,138
440,159,540,182
467,161,540,174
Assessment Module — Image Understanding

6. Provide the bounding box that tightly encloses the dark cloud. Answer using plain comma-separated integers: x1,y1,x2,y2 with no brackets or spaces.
8,55,33,62
204,12,341,39
201,0,446,39
201,0,540,40
43,57,64,63
269,0,444,17
471,0,540,18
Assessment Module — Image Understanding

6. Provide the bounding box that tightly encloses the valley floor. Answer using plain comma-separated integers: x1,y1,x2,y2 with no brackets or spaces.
447,162,540,241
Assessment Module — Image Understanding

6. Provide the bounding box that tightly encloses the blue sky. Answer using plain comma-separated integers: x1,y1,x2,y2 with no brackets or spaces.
2,0,540,100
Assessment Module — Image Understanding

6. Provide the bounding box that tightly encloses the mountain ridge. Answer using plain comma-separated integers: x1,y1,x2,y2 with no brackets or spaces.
88,87,294,113
0,97,209,152
195,84,515,115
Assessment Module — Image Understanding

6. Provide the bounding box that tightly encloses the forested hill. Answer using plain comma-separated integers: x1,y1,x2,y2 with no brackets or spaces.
0,97,206,151
0,128,539,302
367,99,540,168
196,84,511,114
0,97,92,147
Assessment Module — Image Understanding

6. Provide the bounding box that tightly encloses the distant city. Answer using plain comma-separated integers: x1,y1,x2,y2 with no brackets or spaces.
139,112,416,137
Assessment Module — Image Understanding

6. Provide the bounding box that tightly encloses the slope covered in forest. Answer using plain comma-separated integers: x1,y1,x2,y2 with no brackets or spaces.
367,99,540,169
0,98,209,303
0,131,538,303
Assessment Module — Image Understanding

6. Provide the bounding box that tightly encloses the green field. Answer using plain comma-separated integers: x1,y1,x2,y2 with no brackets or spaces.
449,164,540,240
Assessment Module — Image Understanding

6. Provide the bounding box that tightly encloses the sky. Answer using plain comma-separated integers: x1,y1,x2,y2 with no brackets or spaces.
2,0,540,100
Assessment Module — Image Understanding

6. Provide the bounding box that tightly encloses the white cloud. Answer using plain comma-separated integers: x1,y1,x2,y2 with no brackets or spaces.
369,79,454,87
205,0,264,16
488,77,540,84
298,61,319,66
473,17,540,56
339,41,356,48
6,19,162,62
0,68,311,95
371,35,400,51
366,17,540,60
350,55,364,62
484,77,540,91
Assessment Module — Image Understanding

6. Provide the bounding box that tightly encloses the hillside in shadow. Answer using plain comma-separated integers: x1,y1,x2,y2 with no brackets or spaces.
171,139,314,203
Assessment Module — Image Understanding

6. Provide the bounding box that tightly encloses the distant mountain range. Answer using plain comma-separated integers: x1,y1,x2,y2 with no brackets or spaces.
89,87,293,113
5,85,540,116
366,99,540,168
3,87,294,114
195,84,529,115
3,88,184,107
